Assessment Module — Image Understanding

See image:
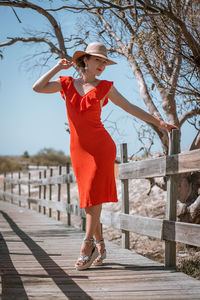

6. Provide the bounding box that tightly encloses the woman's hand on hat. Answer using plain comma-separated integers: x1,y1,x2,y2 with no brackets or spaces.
57,59,74,70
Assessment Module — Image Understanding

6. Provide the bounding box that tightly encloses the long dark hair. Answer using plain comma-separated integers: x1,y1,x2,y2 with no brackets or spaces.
75,54,91,71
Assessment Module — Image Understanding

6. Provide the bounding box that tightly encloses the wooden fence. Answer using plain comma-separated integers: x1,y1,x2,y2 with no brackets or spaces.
0,129,200,268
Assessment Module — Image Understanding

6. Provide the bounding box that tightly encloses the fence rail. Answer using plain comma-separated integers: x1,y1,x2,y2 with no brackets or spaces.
1,130,200,268
119,148,200,179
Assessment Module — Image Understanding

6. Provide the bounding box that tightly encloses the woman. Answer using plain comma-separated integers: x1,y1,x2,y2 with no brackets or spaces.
33,41,178,271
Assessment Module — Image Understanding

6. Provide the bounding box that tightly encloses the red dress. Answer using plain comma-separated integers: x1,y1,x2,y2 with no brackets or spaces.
59,76,118,208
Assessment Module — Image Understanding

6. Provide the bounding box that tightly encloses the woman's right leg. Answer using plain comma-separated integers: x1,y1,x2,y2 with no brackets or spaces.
94,219,106,265
76,204,102,267
94,220,102,242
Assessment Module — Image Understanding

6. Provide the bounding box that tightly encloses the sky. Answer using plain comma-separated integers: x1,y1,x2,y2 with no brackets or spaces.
0,1,197,157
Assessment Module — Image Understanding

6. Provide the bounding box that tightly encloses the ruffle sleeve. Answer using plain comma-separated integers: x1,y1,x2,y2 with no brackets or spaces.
59,76,113,111
80,80,113,111
59,76,72,101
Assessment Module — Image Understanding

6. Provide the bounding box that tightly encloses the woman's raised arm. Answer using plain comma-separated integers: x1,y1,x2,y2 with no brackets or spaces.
107,85,179,133
32,59,73,94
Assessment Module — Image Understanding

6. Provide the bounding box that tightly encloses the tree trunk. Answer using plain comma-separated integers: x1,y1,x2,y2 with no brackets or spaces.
177,132,200,225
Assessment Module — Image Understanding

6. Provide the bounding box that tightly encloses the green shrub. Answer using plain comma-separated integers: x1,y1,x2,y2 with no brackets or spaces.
30,148,71,166
23,151,30,158
0,157,23,174
177,257,200,279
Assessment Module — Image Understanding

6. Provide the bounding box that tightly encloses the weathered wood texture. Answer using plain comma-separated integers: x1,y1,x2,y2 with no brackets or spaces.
1,201,200,300
165,129,179,268
120,143,129,249
1,131,200,271
1,191,200,247
119,148,200,179
0,191,200,247
3,173,76,185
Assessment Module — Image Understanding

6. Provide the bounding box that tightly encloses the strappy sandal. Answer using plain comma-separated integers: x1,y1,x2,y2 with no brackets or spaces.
93,239,106,266
75,238,98,271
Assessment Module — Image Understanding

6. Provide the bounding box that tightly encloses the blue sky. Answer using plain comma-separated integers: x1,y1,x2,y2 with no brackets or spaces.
0,2,197,157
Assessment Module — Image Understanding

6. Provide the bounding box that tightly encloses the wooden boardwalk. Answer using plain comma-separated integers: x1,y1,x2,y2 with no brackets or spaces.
0,201,200,300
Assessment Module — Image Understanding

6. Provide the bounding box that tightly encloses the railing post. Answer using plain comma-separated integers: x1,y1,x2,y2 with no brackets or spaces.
49,168,53,217
38,171,42,213
66,163,71,226
165,129,179,268
11,172,13,203
43,170,46,215
57,165,62,221
28,172,31,209
120,143,129,249
3,172,6,201
18,171,21,207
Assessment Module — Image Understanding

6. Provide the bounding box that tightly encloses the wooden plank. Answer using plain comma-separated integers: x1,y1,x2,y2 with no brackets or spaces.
120,213,163,240
119,148,200,180
163,220,200,247
43,169,46,215
0,192,84,217
100,210,121,229
120,143,129,249
100,209,163,239
48,168,53,218
57,166,62,221
3,173,76,185
1,192,200,247
66,162,71,226
18,171,21,207
1,201,200,300
38,171,42,213
165,130,179,268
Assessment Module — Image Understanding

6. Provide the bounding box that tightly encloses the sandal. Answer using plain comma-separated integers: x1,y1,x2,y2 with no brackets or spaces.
75,238,98,271
93,239,106,266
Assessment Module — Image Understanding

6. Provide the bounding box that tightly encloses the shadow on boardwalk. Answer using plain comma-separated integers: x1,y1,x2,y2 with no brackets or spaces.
0,202,200,300
0,210,92,300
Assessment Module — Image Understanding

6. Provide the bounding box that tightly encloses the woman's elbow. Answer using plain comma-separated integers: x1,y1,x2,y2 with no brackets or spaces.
32,84,39,92
32,83,40,93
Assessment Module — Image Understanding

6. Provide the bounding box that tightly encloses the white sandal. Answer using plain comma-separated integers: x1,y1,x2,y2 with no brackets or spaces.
75,238,98,271
93,239,106,266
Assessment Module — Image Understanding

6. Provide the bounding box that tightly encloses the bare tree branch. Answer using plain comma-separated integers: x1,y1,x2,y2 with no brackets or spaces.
135,0,200,68
0,0,67,58
179,108,200,127
0,37,63,57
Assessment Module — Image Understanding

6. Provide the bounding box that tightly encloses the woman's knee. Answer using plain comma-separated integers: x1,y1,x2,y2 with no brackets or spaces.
85,204,102,216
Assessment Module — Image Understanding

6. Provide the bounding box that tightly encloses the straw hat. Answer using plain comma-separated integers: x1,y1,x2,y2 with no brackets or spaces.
72,42,117,66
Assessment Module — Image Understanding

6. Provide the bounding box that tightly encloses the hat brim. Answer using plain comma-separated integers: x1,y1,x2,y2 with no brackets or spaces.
72,50,117,66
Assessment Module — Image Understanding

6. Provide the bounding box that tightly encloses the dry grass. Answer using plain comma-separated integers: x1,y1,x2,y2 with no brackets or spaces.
0,149,71,175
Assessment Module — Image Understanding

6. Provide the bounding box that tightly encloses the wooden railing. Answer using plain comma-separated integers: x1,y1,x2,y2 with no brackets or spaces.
0,130,200,268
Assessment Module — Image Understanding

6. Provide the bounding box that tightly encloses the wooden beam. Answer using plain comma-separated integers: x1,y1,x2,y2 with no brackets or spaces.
120,213,163,239
119,149,200,180
100,210,121,229
1,193,199,247
163,220,200,247
165,130,179,268
120,143,130,249
3,173,76,185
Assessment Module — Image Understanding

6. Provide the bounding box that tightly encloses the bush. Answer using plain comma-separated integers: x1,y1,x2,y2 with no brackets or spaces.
23,151,30,158
177,257,200,279
0,157,23,174
30,148,71,166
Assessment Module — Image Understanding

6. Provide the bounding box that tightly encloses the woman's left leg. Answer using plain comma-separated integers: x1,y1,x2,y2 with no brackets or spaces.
93,215,106,266
75,204,102,270
94,220,102,241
